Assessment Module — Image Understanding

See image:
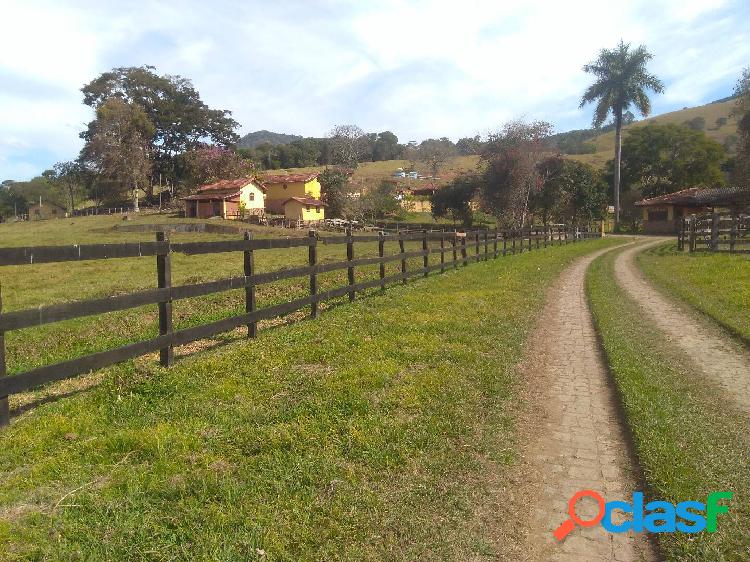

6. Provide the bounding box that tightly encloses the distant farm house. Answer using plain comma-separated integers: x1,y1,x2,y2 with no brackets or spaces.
182,178,266,219
28,200,67,220
259,172,325,222
636,186,750,234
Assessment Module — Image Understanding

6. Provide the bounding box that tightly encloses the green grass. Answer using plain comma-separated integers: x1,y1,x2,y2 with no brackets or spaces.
637,242,750,344
587,248,750,561
0,237,619,560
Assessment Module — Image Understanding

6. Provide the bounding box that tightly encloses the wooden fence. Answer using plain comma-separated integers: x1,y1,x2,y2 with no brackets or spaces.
0,225,599,425
677,213,750,253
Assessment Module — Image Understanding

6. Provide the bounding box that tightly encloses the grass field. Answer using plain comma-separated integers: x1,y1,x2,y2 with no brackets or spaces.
637,243,750,344
0,233,619,560
569,99,738,169
587,248,750,561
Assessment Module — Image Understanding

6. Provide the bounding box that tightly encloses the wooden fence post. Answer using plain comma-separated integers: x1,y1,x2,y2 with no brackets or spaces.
689,218,696,253
461,234,468,266
535,228,540,250
378,231,386,289
710,212,720,252
346,227,356,301
474,232,480,262
527,227,532,252
493,227,499,258
156,232,173,367
308,230,318,318
0,283,7,427
502,231,507,256
243,232,257,338
483,230,489,260
422,230,429,277
399,232,407,283
512,231,517,255
440,234,446,273
730,215,737,253
452,233,458,268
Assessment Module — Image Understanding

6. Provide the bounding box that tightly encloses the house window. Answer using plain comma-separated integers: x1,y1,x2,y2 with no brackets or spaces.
648,210,668,221
248,193,254,201
306,205,311,211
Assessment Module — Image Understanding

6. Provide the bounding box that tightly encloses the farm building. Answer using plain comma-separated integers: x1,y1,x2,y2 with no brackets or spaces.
28,201,67,220
635,186,750,233
183,178,265,220
282,197,325,222
261,173,322,214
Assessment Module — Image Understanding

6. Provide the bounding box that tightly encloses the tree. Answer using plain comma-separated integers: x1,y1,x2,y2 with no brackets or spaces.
418,138,456,177
45,161,85,212
431,173,480,225
732,66,750,185
456,136,483,155
372,131,402,161
81,66,239,197
615,123,725,198
479,119,553,228
580,41,664,230
319,168,352,218
534,157,607,225
328,125,366,168
80,97,155,209
360,180,401,220
181,146,255,188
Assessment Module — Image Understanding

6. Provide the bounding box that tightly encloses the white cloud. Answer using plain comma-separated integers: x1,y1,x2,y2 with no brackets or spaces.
1,0,749,179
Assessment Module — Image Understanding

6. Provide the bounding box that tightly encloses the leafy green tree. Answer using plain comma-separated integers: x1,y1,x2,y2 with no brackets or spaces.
456,136,483,155
0,184,29,218
328,125,366,168
372,131,402,161
431,173,480,225
45,161,85,212
580,41,664,229
418,138,456,177
80,97,155,209
361,180,401,220
533,157,607,226
319,168,352,218
81,66,239,197
615,123,725,198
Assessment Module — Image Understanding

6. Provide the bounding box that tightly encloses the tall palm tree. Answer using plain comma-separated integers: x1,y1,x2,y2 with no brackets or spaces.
580,41,663,230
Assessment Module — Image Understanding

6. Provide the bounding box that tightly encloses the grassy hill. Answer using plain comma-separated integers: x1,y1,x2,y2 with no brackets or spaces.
569,99,739,168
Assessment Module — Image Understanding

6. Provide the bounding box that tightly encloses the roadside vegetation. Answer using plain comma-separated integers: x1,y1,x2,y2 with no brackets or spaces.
637,242,750,344
0,238,618,560
587,248,750,561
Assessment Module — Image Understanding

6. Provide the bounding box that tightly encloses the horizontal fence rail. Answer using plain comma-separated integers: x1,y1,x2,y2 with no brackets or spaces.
0,225,600,424
678,213,750,253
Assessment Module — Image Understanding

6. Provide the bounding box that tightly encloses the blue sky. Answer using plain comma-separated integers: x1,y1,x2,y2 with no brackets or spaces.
1,0,749,180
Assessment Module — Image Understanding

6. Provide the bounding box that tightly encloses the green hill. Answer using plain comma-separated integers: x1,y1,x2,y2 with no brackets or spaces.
569,99,740,168
237,130,303,148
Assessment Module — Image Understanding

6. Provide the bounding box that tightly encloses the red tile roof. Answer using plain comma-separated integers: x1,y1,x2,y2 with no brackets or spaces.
195,178,265,193
183,189,241,201
261,173,319,184
635,187,750,207
284,197,326,207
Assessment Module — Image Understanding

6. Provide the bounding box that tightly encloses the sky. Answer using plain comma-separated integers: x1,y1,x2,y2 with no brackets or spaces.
1,0,749,180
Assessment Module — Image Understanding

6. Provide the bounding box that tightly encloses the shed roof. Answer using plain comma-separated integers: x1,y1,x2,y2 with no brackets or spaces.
635,187,750,207
262,173,319,184
283,197,326,207
194,177,265,193
182,189,241,201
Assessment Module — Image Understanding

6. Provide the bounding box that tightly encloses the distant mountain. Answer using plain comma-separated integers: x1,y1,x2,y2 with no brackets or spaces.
237,130,303,148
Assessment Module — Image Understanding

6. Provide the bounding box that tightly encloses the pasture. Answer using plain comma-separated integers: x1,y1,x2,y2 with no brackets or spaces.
0,215,617,559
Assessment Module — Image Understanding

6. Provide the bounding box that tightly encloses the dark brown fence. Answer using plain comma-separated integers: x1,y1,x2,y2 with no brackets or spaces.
677,213,750,253
0,225,600,425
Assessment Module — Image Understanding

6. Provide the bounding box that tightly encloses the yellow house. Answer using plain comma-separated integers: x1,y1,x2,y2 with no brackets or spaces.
261,173,322,214
283,197,325,222
183,178,265,219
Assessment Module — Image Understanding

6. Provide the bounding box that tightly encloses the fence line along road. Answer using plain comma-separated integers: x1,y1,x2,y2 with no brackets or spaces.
0,225,600,425
678,212,750,253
